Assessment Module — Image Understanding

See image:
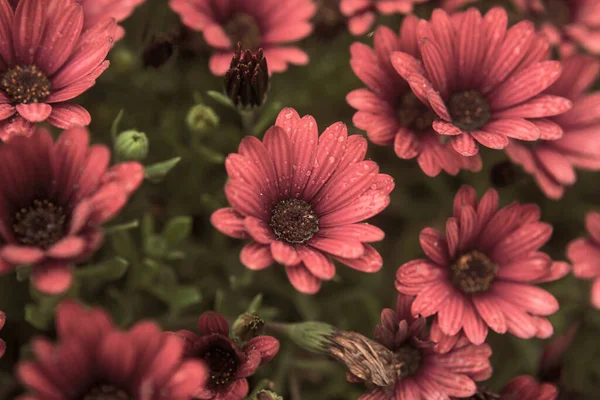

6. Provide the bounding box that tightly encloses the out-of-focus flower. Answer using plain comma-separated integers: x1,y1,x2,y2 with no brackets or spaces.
390,7,571,156
256,390,283,400
17,300,208,399
0,127,143,294
211,107,393,294
142,32,177,68
187,104,220,134
313,0,347,38
539,323,579,383
339,0,428,36
396,185,569,344
169,0,316,75
349,294,492,399
175,311,279,400
0,0,114,139
500,375,558,400
76,0,146,41
115,129,149,161
511,0,600,56
347,19,482,177
505,54,600,199
225,44,269,109
568,211,600,308
0,311,5,359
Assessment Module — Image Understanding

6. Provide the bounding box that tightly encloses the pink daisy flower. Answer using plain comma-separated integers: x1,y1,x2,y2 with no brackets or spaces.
0,126,143,295
76,0,146,41
349,294,492,400
0,0,114,139
567,211,600,308
169,0,316,75
390,7,571,156
17,300,208,400
511,0,600,56
395,185,569,344
339,0,428,36
500,375,558,400
505,54,600,199
347,17,482,177
211,107,393,294
175,311,279,399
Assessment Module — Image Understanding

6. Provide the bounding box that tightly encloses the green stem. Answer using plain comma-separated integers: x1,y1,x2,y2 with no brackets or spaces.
240,109,256,135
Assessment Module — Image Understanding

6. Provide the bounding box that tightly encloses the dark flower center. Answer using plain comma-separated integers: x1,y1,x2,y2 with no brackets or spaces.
398,92,437,132
1,64,51,104
81,384,130,400
448,90,491,131
13,199,67,249
201,345,239,389
393,345,422,378
450,250,498,294
223,13,262,51
270,198,319,244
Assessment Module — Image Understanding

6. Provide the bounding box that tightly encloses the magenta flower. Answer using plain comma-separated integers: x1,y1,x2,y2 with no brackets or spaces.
512,0,600,56
347,17,482,177
390,7,571,156
76,0,146,41
211,108,393,294
567,211,600,309
505,54,600,199
0,0,114,139
17,301,208,400
169,0,316,75
500,375,558,400
0,127,143,294
339,0,428,36
350,294,492,400
395,185,569,344
175,311,279,400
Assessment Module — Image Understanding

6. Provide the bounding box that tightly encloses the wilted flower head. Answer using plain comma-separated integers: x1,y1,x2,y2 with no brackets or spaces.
169,0,316,75
390,7,571,156
340,0,428,36
175,311,279,399
211,108,393,294
347,18,482,177
17,300,208,400
568,211,600,308
396,185,569,344
0,0,115,139
505,54,600,199
0,127,143,294
225,44,269,108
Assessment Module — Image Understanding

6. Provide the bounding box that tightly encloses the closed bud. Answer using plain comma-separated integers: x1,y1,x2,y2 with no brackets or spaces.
256,390,283,400
115,130,149,161
143,33,177,69
186,104,219,134
232,312,265,342
225,43,269,109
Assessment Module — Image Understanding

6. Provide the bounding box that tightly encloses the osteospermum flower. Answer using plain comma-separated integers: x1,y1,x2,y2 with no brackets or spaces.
395,185,569,344
567,211,600,308
211,108,393,294
349,294,492,399
390,7,571,156
0,0,114,139
500,375,558,400
175,311,279,399
17,301,208,400
339,0,428,36
347,18,482,177
76,0,146,41
169,0,316,75
505,54,600,199
0,127,143,294
512,0,600,56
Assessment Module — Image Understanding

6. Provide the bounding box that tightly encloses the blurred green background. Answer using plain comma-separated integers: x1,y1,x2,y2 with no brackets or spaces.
0,0,599,398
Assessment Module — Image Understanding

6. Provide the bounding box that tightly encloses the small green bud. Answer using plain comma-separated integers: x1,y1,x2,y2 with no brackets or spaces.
256,390,283,400
186,104,219,134
115,130,149,161
110,47,138,73
232,312,265,342
287,321,336,354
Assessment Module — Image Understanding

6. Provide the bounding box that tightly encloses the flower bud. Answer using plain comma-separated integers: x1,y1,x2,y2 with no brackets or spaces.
115,130,149,161
225,43,269,109
232,312,265,342
186,104,219,134
256,390,283,400
143,33,177,69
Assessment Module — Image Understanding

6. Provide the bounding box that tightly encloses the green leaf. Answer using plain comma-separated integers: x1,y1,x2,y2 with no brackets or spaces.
109,230,139,263
146,285,202,313
25,303,54,330
111,109,125,142
194,144,224,164
105,219,139,234
144,157,181,183
163,216,192,247
206,90,234,109
248,293,263,313
141,213,155,243
144,235,169,259
77,257,129,293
